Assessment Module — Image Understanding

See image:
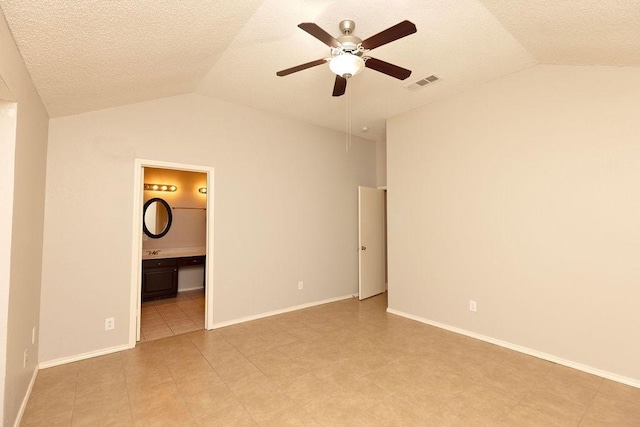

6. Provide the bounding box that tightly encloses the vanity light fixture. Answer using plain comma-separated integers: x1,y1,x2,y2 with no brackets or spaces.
198,188,207,194
144,183,177,192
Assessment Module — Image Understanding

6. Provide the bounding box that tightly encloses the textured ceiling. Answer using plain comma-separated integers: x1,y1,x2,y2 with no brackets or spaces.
1,0,637,142
479,0,640,66
0,0,262,116
195,0,534,142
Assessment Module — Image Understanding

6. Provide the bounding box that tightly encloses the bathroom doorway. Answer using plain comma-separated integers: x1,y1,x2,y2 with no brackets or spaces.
129,159,214,346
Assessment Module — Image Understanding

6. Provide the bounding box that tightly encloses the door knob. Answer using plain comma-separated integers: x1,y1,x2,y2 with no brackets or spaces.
361,246,367,250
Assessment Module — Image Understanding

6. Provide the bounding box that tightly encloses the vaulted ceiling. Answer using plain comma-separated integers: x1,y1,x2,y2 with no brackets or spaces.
1,0,638,142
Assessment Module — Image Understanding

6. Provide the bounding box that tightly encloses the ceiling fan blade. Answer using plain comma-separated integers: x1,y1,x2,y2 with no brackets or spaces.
332,75,347,97
365,57,412,80
361,20,417,50
276,59,326,77
298,23,341,48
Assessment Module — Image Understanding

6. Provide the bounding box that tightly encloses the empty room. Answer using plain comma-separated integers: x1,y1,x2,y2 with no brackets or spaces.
1,1,639,425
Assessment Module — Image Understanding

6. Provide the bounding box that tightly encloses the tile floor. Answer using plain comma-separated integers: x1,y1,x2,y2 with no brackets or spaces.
140,289,205,342
22,293,640,426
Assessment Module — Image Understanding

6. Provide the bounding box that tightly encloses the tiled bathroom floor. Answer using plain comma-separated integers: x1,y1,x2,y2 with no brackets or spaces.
140,289,205,341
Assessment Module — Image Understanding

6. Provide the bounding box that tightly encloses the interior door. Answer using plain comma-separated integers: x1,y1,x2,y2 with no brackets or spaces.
358,186,386,300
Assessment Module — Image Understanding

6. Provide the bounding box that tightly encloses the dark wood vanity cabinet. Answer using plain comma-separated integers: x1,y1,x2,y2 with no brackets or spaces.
142,258,178,301
142,255,206,301
177,255,205,267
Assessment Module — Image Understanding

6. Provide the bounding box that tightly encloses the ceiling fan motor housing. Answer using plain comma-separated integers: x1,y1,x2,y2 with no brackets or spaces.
335,20,365,57
333,36,364,56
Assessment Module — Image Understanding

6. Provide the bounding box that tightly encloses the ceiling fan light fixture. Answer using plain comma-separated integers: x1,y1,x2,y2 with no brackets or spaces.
329,53,364,78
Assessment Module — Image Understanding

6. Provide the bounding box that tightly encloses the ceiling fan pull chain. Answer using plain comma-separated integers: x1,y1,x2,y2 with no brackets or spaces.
349,83,353,151
345,82,348,152
346,82,352,152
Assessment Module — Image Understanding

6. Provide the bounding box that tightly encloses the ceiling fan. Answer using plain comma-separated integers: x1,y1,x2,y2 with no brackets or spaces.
276,20,417,96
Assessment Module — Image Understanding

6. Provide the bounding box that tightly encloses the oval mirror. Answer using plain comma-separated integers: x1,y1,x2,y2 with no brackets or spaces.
143,198,173,238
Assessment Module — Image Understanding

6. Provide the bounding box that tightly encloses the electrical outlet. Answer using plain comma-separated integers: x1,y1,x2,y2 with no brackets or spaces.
469,300,477,312
32,326,36,344
298,281,303,290
104,317,115,331
23,349,28,368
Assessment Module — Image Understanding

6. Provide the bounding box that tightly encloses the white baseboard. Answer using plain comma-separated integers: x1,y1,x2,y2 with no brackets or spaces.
386,308,640,389
38,295,354,368
38,344,130,370
209,294,354,330
178,286,204,292
14,366,38,427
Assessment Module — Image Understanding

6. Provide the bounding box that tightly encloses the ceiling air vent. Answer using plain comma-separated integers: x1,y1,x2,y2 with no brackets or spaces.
406,75,441,91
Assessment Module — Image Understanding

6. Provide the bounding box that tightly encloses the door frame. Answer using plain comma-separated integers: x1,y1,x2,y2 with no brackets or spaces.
0,99,17,419
129,159,215,347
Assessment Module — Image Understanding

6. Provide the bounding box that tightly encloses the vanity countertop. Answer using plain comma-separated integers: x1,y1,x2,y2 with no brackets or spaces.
142,246,206,260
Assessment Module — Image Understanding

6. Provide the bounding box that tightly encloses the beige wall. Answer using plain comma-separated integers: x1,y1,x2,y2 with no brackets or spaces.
376,139,387,187
0,75,11,101
142,168,207,250
387,65,640,384
0,10,49,426
41,93,376,363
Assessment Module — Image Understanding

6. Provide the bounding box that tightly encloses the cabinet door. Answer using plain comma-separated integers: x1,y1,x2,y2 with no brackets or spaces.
143,267,178,300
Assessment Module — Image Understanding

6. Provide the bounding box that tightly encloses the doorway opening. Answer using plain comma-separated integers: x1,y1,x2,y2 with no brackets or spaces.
358,186,388,300
129,160,214,347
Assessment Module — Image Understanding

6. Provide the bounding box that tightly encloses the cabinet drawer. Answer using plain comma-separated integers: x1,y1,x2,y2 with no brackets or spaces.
143,258,177,268
178,256,205,266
